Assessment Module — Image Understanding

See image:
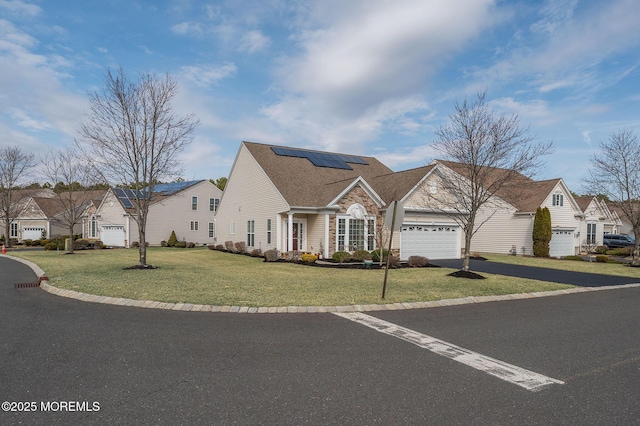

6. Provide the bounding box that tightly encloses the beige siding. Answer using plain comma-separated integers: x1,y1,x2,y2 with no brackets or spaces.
95,191,138,247
216,144,289,250
576,199,609,248
470,206,534,255
145,181,222,246
306,214,326,254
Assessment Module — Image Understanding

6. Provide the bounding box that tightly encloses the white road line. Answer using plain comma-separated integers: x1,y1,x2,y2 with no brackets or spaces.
334,312,564,392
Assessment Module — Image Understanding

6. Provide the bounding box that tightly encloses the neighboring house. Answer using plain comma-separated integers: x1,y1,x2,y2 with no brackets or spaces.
467,176,583,257
574,196,621,247
0,188,56,242
15,190,108,241
606,203,634,236
215,142,464,260
94,180,222,247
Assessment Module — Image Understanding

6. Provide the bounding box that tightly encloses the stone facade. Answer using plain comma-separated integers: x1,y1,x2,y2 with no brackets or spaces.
327,185,383,254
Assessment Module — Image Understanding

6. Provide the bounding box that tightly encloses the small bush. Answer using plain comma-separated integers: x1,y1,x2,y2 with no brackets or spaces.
161,240,167,247
301,253,318,264
388,255,400,268
167,231,177,247
74,239,90,250
371,249,390,263
44,242,58,251
186,242,196,248
32,239,42,246
215,244,225,251
594,245,608,254
224,241,236,252
131,241,139,248
94,240,104,249
562,255,584,261
250,248,262,257
332,251,352,263
235,241,247,254
607,246,633,257
595,255,609,263
264,249,279,262
285,251,301,261
408,256,429,267
24,239,32,246
352,250,370,262
207,244,216,250
174,241,187,248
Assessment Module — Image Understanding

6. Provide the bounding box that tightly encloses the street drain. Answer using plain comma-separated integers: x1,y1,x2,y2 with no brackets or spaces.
15,282,41,288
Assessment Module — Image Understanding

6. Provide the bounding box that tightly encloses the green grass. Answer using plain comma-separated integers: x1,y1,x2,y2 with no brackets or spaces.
8,248,574,307
484,254,640,278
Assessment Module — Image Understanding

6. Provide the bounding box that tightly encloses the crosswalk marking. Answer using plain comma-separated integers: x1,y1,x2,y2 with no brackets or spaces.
334,312,564,392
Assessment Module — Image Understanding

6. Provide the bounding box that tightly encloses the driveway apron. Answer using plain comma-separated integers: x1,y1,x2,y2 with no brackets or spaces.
432,258,640,287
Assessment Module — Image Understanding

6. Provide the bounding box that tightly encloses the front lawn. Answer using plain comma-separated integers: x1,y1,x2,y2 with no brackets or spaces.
9,248,573,307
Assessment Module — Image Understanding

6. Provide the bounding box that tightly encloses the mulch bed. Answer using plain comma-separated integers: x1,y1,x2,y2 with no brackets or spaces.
448,270,485,279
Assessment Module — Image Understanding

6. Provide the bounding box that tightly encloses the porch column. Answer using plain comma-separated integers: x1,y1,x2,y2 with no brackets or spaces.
287,212,294,252
324,213,330,259
276,213,282,252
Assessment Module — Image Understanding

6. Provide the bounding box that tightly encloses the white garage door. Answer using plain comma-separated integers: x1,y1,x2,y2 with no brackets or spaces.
549,230,574,257
23,227,45,240
101,225,125,247
400,225,460,260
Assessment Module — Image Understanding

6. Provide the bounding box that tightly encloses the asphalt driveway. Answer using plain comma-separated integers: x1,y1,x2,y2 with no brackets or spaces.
432,258,640,287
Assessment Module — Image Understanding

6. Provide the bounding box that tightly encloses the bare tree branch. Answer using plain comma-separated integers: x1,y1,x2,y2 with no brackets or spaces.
430,92,554,271
582,129,640,266
0,146,35,247
76,67,199,266
39,147,105,254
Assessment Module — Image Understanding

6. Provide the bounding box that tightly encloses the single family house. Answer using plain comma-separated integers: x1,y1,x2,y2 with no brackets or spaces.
94,180,222,247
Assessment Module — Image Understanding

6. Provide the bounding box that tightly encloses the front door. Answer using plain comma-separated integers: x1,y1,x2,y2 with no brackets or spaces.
292,222,303,251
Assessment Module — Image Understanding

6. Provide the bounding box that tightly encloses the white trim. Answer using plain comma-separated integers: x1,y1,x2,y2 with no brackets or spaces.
327,176,385,208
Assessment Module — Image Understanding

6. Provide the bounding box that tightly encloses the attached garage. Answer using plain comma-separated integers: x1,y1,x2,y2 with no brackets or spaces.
101,225,125,247
23,227,45,241
549,229,575,257
400,224,461,260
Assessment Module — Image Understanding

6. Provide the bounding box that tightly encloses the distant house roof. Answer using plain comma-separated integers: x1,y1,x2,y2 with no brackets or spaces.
243,141,393,207
574,195,596,212
152,180,202,196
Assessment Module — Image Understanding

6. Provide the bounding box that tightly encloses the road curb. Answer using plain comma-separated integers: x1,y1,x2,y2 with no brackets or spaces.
37,279,640,313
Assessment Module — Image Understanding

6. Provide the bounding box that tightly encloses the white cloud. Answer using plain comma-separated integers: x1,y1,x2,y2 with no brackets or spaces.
170,21,203,36
179,63,237,87
238,30,270,53
0,0,42,17
264,0,497,155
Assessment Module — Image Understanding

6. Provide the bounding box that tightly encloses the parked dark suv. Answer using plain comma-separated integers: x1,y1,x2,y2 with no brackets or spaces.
603,234,635,249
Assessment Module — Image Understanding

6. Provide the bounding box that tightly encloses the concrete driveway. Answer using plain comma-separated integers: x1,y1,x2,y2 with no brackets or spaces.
432,258,640,287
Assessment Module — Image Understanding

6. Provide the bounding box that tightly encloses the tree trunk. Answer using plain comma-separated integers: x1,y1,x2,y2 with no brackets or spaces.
632,241,639,267
4,222,10,248
68,226,75,254
462,230,473,271
139,230,147,267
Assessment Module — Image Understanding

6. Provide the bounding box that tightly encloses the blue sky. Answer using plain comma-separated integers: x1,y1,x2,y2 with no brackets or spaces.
2,0,640,191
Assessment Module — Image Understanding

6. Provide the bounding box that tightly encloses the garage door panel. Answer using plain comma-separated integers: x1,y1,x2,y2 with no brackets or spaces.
400,225,459,260
549,230,574,257
23,227,45,240
101,225,125,247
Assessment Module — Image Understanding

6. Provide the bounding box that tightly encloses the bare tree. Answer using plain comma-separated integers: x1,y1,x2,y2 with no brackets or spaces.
77,67,199,267
430,92,554,272
40,147,104,254
0,146,36,247
583,129,640,266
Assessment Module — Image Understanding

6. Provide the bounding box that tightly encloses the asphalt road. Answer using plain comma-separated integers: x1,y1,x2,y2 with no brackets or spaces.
2,256,640,425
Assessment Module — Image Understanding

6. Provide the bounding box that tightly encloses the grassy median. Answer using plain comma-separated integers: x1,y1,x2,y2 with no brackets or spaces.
9,248,574,307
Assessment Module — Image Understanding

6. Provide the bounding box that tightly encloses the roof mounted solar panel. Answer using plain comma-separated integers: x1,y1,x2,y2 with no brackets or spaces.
271,146,368,170
120,198,134,209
